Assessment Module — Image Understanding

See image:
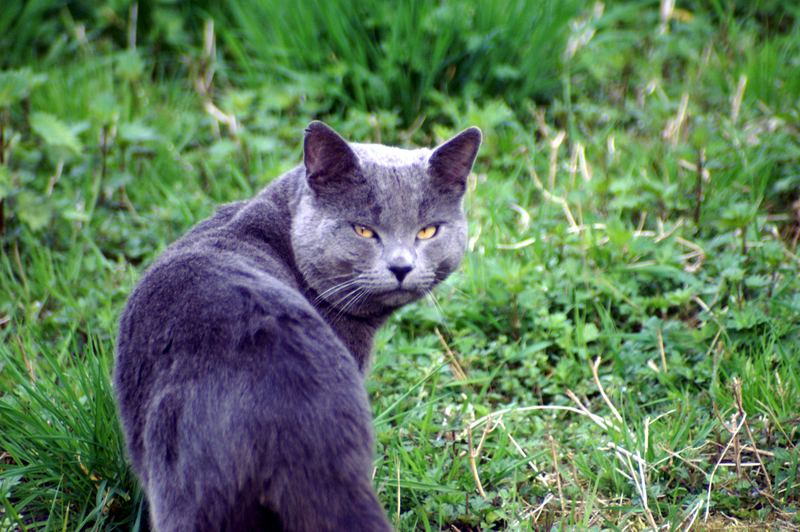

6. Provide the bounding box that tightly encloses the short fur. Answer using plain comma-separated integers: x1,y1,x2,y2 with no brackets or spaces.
114,121,481,531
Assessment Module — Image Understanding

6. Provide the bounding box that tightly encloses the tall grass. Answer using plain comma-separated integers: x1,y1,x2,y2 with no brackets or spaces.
0,333,142,530
215,0,582,123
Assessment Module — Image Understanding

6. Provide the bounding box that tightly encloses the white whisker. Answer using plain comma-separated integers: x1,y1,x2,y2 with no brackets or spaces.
314,278,362,304
425,288,452,335
330,287,368,326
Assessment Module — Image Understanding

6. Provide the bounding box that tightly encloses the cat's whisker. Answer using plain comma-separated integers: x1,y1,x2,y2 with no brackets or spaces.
443,282,469,298
424,288,452,335
315,282,357,303
314,278,361,304
327,272,359,281
330,284,363,307
330,287,368,326
345,287,370,313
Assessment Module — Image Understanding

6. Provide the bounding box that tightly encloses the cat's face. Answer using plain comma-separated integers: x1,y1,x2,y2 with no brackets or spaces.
291,122,481,317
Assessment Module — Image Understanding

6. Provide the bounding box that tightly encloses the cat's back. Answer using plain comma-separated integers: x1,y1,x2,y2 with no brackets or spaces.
117,194,299,360
113,175,356,469
119,168,305,346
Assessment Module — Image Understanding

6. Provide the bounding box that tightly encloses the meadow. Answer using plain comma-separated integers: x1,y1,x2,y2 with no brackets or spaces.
1,0,799,529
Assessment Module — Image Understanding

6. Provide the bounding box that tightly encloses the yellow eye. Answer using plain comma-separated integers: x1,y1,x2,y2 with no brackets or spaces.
417,225,438,240
353,225,375,238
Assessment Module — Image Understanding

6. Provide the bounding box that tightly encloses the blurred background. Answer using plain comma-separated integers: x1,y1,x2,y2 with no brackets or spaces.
1,1,799,529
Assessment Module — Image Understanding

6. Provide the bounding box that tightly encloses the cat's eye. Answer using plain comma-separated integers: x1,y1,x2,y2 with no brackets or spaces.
417,225,438,240
353,224,376,239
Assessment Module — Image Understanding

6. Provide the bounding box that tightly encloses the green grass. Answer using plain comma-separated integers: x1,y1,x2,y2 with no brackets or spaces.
2,1,800,529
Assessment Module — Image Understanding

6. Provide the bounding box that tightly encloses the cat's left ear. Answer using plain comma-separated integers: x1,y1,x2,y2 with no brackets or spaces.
428,127,482,195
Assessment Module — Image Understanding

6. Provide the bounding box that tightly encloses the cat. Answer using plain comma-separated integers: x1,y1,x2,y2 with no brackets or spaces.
114,120,481,531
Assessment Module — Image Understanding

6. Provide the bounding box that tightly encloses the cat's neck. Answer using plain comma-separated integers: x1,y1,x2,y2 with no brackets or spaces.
303,289,391,372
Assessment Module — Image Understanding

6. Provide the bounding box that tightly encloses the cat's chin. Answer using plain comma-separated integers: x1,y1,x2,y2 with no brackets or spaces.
333,287,424,317
378,288,422,307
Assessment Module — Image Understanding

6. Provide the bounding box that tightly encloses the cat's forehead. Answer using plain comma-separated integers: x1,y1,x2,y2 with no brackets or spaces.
350,143,431,167
342,144,461,227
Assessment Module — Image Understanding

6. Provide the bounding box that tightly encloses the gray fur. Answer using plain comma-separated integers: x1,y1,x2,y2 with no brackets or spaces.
114,121,481,531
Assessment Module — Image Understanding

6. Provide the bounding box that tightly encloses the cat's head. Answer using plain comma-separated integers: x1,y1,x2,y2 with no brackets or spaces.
291,121,481,317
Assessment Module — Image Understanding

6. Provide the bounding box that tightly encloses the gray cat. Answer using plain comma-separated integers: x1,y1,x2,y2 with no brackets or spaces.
114,121,481,531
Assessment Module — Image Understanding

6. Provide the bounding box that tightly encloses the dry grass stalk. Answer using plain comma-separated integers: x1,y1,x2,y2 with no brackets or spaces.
569,144,579,188
467,415,498,499
45,159,64,196
704,413,747,521
499,420,539,474
527,159,579,232
564,389,616,431
193,20,240,139
12,241,29,295
663,92,689,145
591,357,623,424
548,131,566,190
580,358,657,528
676,236,706,272
529,493,554,522
659,444,709,476
127,3,138,49
656,328,668,373
15,335,36,382
676,499,703,531
547,435,567,516
202,19,216,92
731,74,748,123
435,327,467,381
654,217,684,242
732,379,774,496
395,456,401,524
567,143,592,189
578,143,591,182
497,237,537,251
678,158,711,180
658,0,675,35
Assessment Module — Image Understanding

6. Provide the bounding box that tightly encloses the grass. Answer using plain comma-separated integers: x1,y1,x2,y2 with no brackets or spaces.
1,0,800,529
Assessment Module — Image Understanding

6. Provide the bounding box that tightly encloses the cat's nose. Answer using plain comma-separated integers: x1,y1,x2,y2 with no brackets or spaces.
388,264,413,283
386,247,415,283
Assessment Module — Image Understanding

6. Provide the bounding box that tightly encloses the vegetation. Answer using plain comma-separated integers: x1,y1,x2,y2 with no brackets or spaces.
1,0,799,529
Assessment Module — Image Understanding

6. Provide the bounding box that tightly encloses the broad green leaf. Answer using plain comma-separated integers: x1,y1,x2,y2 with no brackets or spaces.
0,68,47,107
581,322,600,343
15,190,52,231
115,50,145,82
0,166,12,201
90,92,118,125
119,121,160,143
720,202,756,229
29,112,83,155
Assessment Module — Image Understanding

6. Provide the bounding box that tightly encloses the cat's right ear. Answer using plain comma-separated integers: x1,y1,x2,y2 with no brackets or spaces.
428,126,482,196
304,121,359,193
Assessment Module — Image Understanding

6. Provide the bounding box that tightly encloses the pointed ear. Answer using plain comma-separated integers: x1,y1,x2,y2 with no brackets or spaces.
428,127,482,194
303,121,359,191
